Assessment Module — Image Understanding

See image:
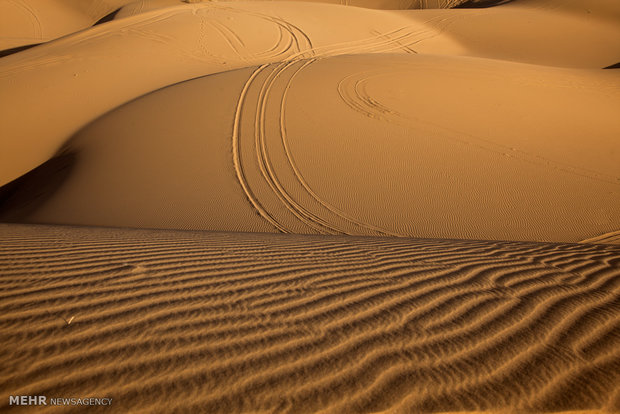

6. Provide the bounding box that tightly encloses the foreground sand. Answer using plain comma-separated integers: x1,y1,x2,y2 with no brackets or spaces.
1,223,619,413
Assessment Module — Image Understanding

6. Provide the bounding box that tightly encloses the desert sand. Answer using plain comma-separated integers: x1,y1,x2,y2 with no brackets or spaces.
1,223,620,413
1,0,619,412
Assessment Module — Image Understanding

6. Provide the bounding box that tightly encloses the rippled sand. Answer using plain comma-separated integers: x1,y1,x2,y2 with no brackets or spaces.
1,223,620,413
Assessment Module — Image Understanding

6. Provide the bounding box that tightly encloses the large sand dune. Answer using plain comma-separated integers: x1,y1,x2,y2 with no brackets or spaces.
0,0,494,52
1,1,619,243
1,223,619,413
2,0,619,187
4,53,618,242
0,1,464,186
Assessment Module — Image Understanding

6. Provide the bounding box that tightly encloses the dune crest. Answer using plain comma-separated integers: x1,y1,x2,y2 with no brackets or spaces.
3,54,618,243
0,0,133,50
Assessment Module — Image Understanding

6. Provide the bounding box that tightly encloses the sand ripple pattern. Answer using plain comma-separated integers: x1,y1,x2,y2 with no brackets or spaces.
1,223,619,413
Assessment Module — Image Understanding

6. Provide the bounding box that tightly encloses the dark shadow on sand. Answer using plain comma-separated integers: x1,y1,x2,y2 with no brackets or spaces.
0,8,121,59
93,8,122,26
0,150,76,222
0,43,40,58
603,62,620,69
453,0,515,8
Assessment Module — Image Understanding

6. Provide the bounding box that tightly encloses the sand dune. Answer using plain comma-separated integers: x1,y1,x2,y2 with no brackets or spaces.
115,0,506,16
0,0,133,50
1,223,619,413
402,4,620,68
2,0,619,187
0,0,504,53
0,1,464,186
3,53,618,242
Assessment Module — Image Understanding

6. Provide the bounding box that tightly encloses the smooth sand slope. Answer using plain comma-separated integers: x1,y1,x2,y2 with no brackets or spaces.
0,0,133,50
2,0,619,187
3,53,619,242
0,1,464,186
1,223,619,413
114,0,497,16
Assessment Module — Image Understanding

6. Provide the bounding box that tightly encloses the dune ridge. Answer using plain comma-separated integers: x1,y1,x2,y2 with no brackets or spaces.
2,0,619,187
6,53,617,243
1,223,619,413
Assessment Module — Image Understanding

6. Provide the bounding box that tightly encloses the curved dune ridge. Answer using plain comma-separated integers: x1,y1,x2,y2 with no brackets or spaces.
0,0,494,52
3,53,619,242
1,0,619,187
0,0,132,50
1,1,620,412
0,223,619,413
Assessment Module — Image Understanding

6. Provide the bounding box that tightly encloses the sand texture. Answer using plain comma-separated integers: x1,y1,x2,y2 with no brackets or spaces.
1,223,620,413
1,0,619,242
1,0,620,412
3,54,618,242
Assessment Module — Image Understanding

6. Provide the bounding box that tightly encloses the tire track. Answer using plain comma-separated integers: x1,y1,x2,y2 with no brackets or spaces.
336,64,620,188
581,230,620,245
218,10,468,234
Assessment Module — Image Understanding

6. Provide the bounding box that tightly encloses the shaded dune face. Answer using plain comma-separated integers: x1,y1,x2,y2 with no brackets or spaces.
1,223,619,413
11,54,620,243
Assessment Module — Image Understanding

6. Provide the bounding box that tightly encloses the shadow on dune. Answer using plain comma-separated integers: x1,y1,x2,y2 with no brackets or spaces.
0,43,40,58
453,0,515,8
603,62,620,69
0,149,76,223
0,8,121,58
93,8,122,26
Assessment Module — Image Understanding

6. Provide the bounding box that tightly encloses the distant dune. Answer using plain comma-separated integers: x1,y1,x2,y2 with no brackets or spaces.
1,223,619,413
0,0,496,52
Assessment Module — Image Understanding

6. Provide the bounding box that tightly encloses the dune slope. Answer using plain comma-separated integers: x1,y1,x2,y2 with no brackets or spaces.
0,1,465,186
3,53,618,243
0,0,134,50
3,0,619,187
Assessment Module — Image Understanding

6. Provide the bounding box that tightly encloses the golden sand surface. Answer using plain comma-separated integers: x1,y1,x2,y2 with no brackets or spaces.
1,223,619,413
0,0,618,244
1,0,619,412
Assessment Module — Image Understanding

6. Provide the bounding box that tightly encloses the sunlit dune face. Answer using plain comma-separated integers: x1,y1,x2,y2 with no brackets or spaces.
6,53,618,243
